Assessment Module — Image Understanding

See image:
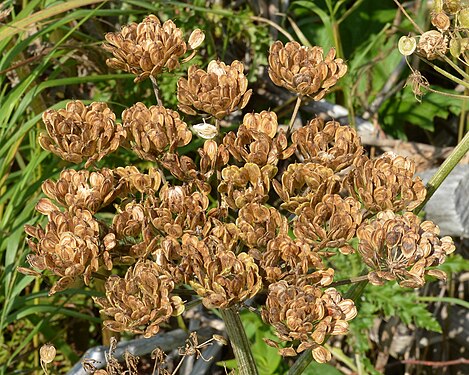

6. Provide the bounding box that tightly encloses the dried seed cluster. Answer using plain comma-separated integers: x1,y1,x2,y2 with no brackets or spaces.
25,14,455,365
357,210,455,287
268,41,347,100
39,101,124,168
177,60,252,119
103,15,204,82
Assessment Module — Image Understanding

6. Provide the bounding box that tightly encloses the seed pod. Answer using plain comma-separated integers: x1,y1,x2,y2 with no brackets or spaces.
459,7,469,28
431,11,451,31
398,35,417,56
40,344,56,364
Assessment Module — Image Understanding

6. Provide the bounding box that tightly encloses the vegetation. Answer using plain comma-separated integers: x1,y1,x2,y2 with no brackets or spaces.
1,1,468,374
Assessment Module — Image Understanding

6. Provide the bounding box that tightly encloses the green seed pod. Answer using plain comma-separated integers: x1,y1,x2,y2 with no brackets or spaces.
449,37,469,56
398,36,417,56
434,0,444,12
444,0,461,14
459,7,469,27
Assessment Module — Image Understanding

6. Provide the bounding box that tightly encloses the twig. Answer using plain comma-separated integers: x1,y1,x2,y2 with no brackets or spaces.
392,0,424,34
67,329,198,375
399,358,469,367
329,275,369,288
250,15,295,42
287,95,302,135
150,75,163,106
363,58,407,119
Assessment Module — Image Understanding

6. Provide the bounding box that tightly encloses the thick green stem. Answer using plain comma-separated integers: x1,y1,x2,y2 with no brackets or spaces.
414,130,469,215
220,307,258,375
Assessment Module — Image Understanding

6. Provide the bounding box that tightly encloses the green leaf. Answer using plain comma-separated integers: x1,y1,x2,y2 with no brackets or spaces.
380,87,453,136
0,0,107,44
436,254,469,274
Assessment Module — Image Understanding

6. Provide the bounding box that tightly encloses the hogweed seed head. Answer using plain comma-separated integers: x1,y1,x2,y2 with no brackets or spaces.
357,211,455,288
39,101,123,167
268,41,347,100
177,60,252,119
104,15,200,82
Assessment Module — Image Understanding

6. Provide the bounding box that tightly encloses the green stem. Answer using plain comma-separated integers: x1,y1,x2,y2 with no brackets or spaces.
414,130,469,215
422,58,469,90
287,348,311,375
220,307,258,375
441,54,469,81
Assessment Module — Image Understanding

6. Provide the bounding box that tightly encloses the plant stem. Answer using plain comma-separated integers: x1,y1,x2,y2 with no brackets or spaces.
250,16,295,42
287,96,302,135
150,75,163,106
326,344,358,373
220,307,258,375
329,275,369,287
414,129,469,215
422,58,469,90
287,349,312,375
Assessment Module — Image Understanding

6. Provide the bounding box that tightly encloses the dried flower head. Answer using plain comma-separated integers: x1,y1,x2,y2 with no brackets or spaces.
218,163,277,209
113,166,162,195
25,202,114,294
242,111,278,138
404,70,430,101
113,201,145,238
39,101,123,167
186,235,263,308
292,118,363,171
417,30,448,59
431,11,451,31
223,122,295,167
357,210,455,288
344,152,426,213
41,169,117,214
104,15,201,82
147,184,209,239
94,260,184,337
262,281,356,362
122,103,192,161
177,60,252,119
39,344,56,364
294,194,362,254
260,235,325,284
273,162,339,213
236,203,288,250
198,140,230,176
268,41,347,100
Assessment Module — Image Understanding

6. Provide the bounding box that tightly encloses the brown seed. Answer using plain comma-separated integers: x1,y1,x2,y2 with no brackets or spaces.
40,344,56,364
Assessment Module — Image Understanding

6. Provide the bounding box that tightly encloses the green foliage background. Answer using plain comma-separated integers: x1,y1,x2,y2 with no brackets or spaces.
0,0,467,374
